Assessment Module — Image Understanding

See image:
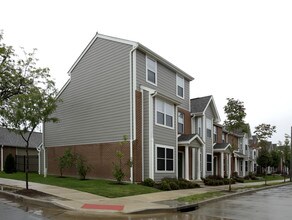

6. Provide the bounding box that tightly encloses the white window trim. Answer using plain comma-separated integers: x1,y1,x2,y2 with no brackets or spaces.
206,153,213,172
146,56,157,86
178,112,184,134
155,144,175,173
176,74,184,99
155,98,174,129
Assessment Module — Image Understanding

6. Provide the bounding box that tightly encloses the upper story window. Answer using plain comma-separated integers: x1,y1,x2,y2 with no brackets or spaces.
156,98,174,129
146,56,157,85
178,112,184,134
213,126,217,143
222,133,225,143
176,74,184,98
198,118,202,137
206,118,212,138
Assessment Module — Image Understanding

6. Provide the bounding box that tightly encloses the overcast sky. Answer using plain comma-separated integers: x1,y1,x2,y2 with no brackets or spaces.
1,0,292,143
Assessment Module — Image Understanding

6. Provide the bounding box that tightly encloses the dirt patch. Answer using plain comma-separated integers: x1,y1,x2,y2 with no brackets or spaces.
15,189,53,198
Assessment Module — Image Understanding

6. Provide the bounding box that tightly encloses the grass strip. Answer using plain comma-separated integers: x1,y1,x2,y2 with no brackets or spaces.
177,191,225,203
0,172,160,198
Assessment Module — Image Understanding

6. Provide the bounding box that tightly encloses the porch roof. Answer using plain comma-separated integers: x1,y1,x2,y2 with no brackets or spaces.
234,151,247,158
178,134,204,147
213,143,232,153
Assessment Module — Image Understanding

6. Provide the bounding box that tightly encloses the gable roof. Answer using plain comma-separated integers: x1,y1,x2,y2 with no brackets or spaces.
178,134,204,146
0,127,42,148
68,33,194,81
190,95,221,122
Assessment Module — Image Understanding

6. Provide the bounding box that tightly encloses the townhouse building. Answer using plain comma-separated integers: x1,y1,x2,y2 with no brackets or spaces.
44,33,200,182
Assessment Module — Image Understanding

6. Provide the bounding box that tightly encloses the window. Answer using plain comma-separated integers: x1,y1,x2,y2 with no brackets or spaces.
146,56,157,85
156,98,174,128
207,154,212,172
213,126,217,143
206,118,212,138
198,118,202,136
240,161,243,172
222,133,225,143
176,74,184,98
178,112,184,134
245,161,248,172
156,145,174,172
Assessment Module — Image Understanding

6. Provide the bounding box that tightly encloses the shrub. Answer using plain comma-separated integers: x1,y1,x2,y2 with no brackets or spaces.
143,178,155,187
4,154,16,173
57,149,75,177
160,181,171,191
76,154,91,180
169,181,180,190
232,172,239,178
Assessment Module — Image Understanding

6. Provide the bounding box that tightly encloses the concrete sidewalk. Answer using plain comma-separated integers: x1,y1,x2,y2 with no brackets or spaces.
0,178,289,214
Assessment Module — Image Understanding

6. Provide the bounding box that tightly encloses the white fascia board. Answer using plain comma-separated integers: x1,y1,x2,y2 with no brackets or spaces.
202,96,221,123
68,33,138,74
56,78,71,99
137,44,194,81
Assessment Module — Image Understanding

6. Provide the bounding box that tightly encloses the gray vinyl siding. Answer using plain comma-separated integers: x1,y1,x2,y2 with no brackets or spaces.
205,105,215,176
45,38,132,147
136,50,190,110
143,91,150,179
153,98,177,181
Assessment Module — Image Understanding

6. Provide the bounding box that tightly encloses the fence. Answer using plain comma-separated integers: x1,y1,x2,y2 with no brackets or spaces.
15,155,38,172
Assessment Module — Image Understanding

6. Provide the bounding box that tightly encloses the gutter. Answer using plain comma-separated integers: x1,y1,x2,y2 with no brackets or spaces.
1,145,3,172
129,44,138,183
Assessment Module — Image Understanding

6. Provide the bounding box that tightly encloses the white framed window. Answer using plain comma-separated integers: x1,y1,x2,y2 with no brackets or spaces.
222,133,225,143
176,74,184,99
207,154,212,172
198,118,202,136
178,112,184,134
146,56,157,85
206,118,212,138
156,145,174,172
213,126,217,143
156,98,174,129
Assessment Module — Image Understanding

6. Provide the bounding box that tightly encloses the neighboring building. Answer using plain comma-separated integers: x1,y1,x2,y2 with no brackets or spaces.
44,33,196,182
190,95,221,179
0,127,43,173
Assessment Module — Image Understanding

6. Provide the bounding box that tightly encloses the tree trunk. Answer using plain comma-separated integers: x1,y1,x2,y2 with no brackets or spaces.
25,141,29,190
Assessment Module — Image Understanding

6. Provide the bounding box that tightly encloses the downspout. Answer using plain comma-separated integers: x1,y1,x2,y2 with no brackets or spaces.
1,145,3,172
42,122,47,177
129,44,138,183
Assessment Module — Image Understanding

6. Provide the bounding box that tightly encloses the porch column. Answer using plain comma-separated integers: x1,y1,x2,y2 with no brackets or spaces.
185,146,189,180
234,157,238,173
220,152,224,178
243,159,246,176
228,153,231,178
192,148,195,180
197,148,201,180
1,145,3,172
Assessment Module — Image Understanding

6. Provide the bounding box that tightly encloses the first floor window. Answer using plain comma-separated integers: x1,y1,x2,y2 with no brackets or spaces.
156,145,174,172
207,154,212,172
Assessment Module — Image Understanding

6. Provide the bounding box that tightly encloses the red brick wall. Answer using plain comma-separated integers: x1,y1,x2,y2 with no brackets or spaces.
133,90,142,182
178,107,191,134
48,142,131,180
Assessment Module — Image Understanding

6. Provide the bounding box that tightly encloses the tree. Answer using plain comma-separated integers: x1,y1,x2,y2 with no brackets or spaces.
282,135,291,182
4,153,16,173
0,32,59,189
58,149,75,177
270,150,281,171
223,98,248,191
254,123,276,185
256,147,271,185
112,135,128,184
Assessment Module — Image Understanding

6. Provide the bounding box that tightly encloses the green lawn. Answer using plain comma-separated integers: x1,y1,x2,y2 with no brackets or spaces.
244,175,284,183
0,172,160,198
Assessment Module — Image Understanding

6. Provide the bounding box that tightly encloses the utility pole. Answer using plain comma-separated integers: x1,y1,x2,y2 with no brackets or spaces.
290,127,292,182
